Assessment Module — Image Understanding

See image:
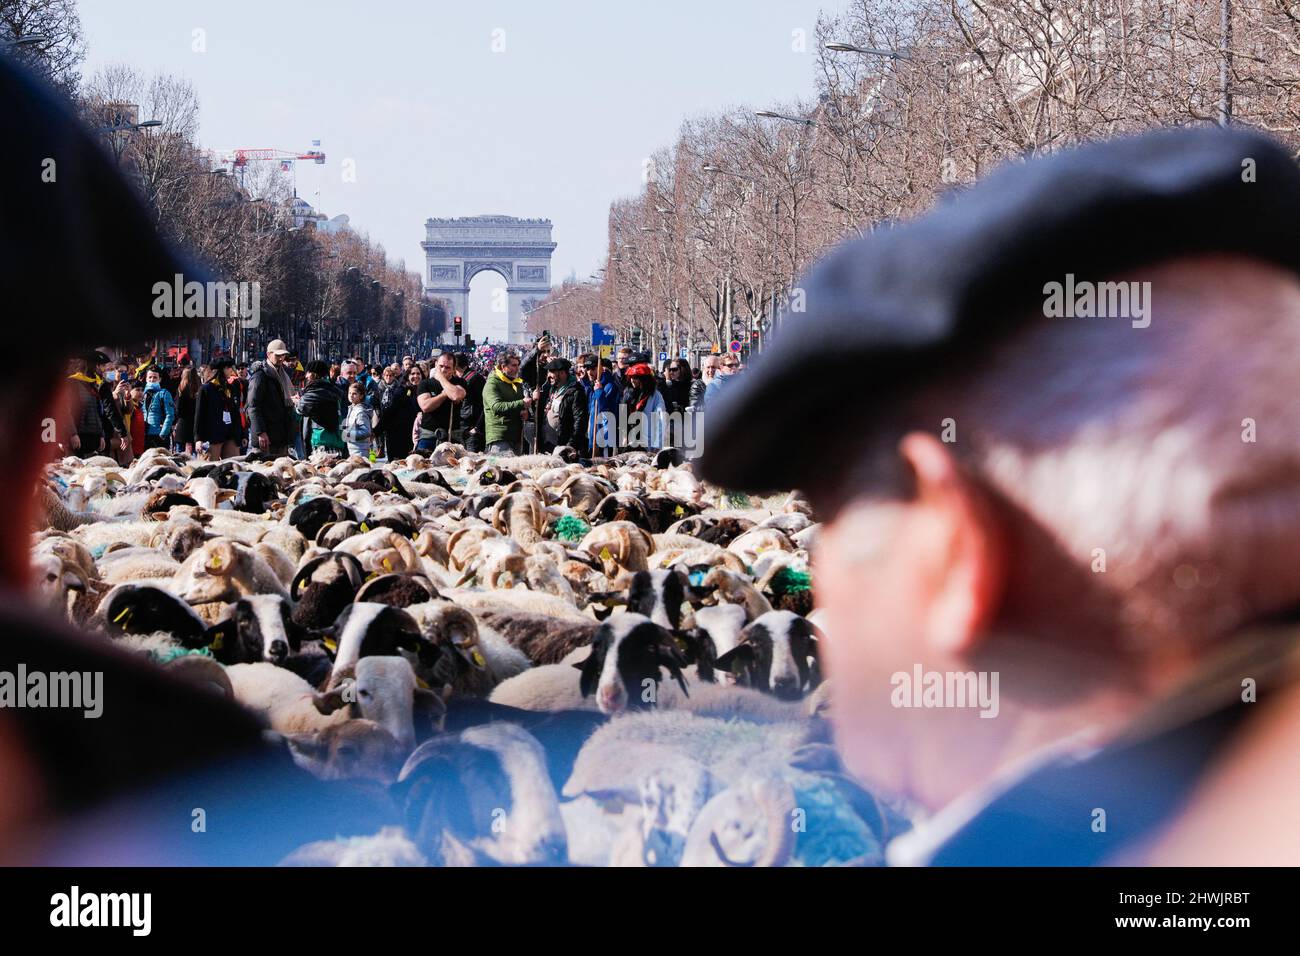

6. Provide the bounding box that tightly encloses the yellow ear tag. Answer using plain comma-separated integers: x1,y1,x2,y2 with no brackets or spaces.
600,547,612,561
382,558,393,571
361,522,370,532
209,633,224,652
411,533,419,542
210,554,223,569
472,650,486,668
113,606,133,625
416,677,431,690
324,637,338,653
674,505,684,516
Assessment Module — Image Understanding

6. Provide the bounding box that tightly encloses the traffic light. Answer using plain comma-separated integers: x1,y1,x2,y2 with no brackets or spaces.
454,316,463,336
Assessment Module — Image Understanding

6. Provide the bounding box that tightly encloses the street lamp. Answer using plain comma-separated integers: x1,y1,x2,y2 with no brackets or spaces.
95,118,162,133
755,109,816,126
824,41,911,60
1,34,50,48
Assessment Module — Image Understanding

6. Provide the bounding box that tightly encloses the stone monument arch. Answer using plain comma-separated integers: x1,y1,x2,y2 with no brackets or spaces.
422,215,556,344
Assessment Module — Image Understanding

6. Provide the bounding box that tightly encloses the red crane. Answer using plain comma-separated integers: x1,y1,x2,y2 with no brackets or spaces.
209,145,326,188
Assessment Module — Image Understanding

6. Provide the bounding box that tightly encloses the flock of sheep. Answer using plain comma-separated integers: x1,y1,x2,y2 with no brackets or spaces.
33,443,902,866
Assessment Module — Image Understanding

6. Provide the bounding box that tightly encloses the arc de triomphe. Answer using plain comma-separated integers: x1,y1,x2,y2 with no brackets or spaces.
422,215,556,344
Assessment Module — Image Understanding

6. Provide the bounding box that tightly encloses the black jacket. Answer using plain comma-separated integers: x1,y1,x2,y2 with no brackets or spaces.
379,380,419,436
298,378,345,434
459,370,487,436
97,380,128,439
194,380,241,444
661,375,693,415
538,379,589,451
246,360,292,446
521,347,549,391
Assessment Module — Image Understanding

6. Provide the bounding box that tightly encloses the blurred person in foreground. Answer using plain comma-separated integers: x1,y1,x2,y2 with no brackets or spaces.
0,55,389,864
700,126,1300,865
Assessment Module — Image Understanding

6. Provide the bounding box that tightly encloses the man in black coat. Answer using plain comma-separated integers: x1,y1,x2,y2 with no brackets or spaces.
246,338,295,456
455,352,486,452
534,357,588,453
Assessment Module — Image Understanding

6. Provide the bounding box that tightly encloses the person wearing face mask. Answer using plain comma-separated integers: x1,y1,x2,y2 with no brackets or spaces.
141,365,175,450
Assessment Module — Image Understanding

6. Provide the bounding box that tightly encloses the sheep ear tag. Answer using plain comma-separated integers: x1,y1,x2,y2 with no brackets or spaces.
674,505,685,516
360,523,370,532
204,625,227,653
112,606,134,627
600,548,612,561
323,637,338,654
688,570,707,588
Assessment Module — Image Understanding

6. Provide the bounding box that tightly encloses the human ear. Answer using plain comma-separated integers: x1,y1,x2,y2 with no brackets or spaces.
898,432,1007,655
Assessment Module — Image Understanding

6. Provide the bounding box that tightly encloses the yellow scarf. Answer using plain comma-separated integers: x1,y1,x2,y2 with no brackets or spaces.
68,372,103,388
495,368,523,387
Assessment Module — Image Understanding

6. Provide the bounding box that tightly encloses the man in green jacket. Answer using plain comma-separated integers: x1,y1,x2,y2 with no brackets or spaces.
481,351,529,454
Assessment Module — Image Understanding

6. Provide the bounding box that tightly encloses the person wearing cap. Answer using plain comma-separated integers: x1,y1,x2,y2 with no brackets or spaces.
580,353,622,458
194,358,242,460
534,357,587,453
619,362,666,452
481,350,528,455
247,339,295,457
141,365,175,450
700,126,1300,865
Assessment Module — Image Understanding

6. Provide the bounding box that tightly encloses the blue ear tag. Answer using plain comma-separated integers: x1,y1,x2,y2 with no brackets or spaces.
688,570,707,588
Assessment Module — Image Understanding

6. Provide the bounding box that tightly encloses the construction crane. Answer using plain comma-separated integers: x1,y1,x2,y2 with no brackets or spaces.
209,145,326,189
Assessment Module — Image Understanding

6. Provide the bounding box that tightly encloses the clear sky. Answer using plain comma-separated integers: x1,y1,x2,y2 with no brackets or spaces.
80,0,838,339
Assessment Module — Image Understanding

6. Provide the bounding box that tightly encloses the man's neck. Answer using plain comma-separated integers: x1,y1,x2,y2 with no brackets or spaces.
906,634,1192,814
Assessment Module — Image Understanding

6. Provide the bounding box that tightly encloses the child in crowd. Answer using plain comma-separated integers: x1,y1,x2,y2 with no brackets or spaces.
342,381,377,459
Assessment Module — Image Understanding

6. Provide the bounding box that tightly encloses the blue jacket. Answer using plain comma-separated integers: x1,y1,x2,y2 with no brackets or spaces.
584,370,622,451
142,383,175,438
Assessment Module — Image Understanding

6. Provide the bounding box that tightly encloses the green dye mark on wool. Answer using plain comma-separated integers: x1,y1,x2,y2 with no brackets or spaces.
154,646,214,666
553,514,590,543
769,566,812,596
